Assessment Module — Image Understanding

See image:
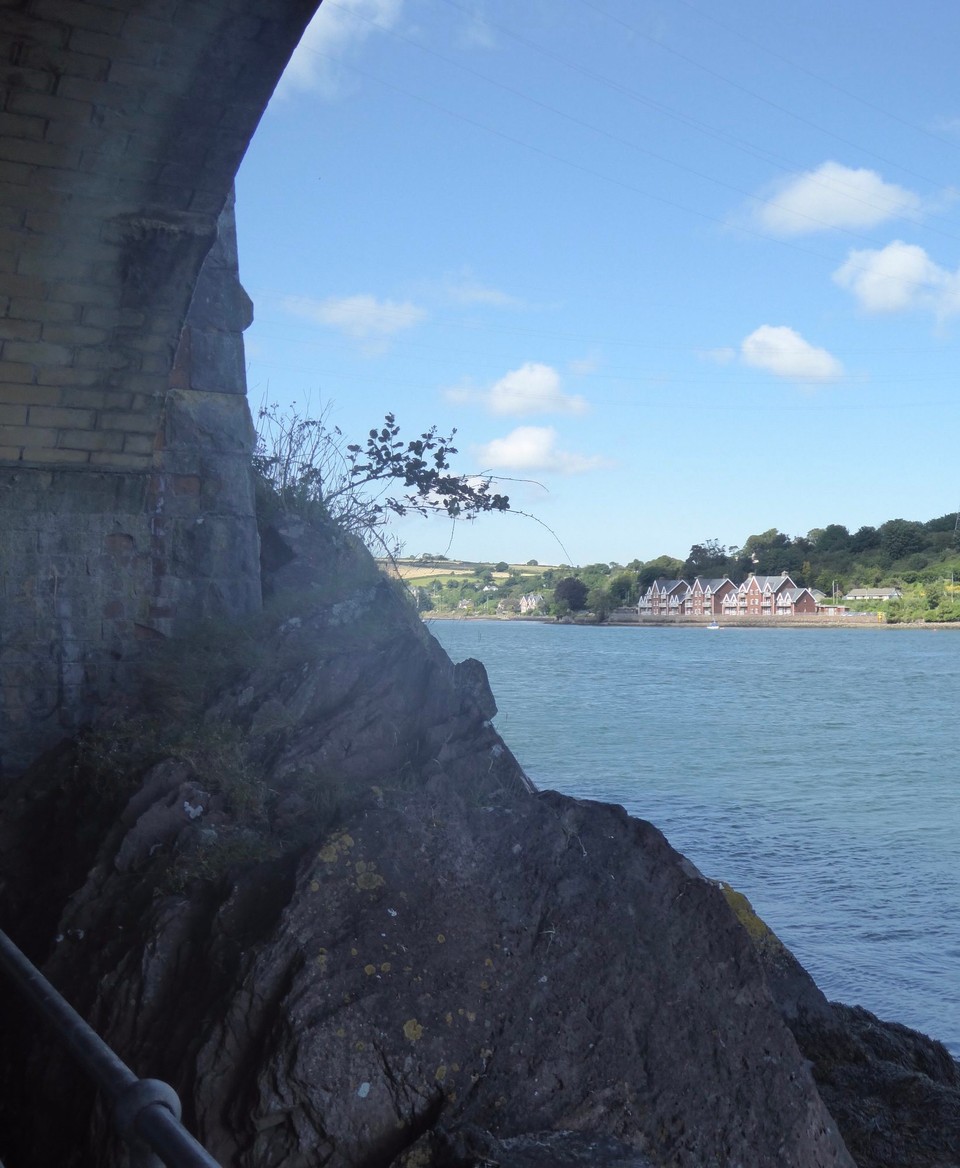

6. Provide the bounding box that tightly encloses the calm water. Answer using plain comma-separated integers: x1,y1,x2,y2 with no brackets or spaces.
429,619,960,1055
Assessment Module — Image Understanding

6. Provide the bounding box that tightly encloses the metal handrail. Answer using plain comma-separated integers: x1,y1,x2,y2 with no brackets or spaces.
0,928,222,1168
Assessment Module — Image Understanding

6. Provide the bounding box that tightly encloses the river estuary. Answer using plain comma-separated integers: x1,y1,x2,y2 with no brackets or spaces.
430,619,960,1056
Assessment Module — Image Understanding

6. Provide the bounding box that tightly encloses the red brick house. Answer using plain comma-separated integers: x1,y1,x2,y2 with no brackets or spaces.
685,577,737,616
641,573,818,619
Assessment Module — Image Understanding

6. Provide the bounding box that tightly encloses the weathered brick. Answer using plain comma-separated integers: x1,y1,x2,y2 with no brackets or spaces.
74,346,134,371
48,281,115,307
122,433,155,455
9,298,79,324
0,318,42,342
2,65,57,96
89,451,152,469
139,353,174,375
0,405,28,426
79,305,121,329
0,446,23,460
59,388,130,410
35,366,99,387
42,322,108,346
0,361,38,382
3,340,74,365
20,446,91,464
30,0,127,36
6,90,92,122
67,29,123,61
58,429,124,452
108,58,190,90
0,273,47,299
0,138,82,169
0,111,47,141
122,13,180,44
0,385,60,406
98,411,158,433
29,405,96,429
18,250,93,281
2,425,59,446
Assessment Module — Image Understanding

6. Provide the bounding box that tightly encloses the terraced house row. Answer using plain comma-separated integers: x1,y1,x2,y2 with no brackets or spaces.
638,573,819,618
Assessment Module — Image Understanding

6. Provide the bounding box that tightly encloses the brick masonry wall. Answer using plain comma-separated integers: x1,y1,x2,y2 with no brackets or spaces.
0,0,321,774
0,193,261,776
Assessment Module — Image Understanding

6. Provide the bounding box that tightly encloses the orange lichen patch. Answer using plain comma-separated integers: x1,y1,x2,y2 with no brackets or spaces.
317,831,355,864
364,964,376,976
355,859,386,891
719,882,789,960
403,1018,424,1042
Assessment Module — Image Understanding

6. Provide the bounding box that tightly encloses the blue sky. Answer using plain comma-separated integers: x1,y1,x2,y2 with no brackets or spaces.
236,0,960,566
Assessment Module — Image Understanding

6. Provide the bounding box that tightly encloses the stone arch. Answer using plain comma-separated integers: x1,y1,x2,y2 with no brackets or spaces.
0,0,323,773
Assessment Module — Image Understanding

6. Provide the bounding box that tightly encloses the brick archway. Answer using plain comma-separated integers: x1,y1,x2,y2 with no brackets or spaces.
0,1,323,773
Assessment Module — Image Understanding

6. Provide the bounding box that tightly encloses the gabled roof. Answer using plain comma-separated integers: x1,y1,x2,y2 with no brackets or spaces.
777,587,813,602
740,574,797,594
699,577,734,593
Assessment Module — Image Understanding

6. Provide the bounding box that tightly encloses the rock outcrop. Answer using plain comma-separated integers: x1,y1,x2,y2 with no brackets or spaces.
0,513,956,1167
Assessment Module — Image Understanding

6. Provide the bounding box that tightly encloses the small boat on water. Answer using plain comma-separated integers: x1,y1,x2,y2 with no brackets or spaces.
707,620,720,630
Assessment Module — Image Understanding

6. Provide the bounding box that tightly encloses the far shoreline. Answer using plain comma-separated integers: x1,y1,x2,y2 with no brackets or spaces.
423,612,960,630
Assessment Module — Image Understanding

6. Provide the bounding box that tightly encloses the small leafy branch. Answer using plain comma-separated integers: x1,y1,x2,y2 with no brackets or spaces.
254,402,510,544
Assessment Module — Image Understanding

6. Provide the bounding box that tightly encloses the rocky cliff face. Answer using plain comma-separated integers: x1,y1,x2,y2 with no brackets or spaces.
0,513,957,1167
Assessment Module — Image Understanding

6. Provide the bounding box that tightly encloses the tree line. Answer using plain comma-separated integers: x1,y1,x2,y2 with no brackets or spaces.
443,511,960,621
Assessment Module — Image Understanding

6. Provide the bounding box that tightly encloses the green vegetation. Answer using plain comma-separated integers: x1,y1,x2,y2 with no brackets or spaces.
390,508,960,623
254,402,510,551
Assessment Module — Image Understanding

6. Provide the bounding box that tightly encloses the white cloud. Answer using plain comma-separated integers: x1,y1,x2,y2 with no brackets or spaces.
751,162,923,235
446,362,587,416
699,347,736,365
832,240,960,317
445,279,525,308
740,325,844,382
476,426,607,474
279,0,403,98
568,353,601,376
283,294,427,340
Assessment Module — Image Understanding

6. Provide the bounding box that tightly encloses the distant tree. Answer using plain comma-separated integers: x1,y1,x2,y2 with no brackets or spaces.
814,524,851,553
849,525,880,553
494,561,510,572
587,584,612,621
608,571,640,605
880,519,926,561
683,538,729,578
637,556,685,590
924,513,959,533
526,559,539,566
554,576,588,611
